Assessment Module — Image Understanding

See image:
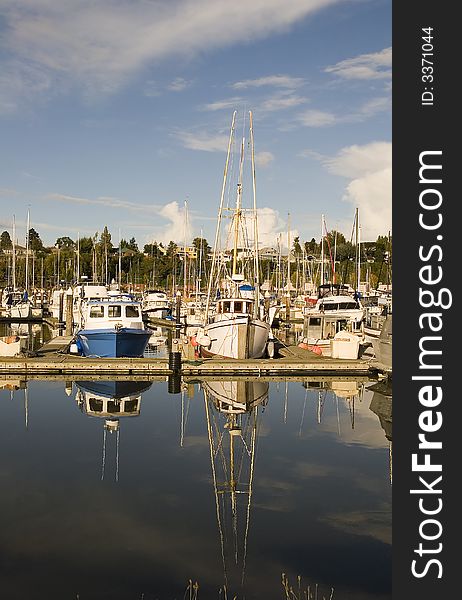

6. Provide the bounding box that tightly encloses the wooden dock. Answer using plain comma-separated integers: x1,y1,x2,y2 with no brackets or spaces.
0,352,378,377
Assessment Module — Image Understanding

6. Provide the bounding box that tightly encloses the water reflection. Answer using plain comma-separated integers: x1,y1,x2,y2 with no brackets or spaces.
202,380,269,593
74,380,153,481
0,375,391,599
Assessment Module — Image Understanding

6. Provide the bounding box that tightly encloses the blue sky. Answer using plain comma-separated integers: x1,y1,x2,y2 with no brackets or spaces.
0,0,391,250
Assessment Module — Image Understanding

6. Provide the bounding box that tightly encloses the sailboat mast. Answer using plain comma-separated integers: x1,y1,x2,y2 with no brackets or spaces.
25,209,30,292
205,110,236,322
12,215,16,290
320,215,324,287
232,136,245,278
249,110,260,315
355,207,360,294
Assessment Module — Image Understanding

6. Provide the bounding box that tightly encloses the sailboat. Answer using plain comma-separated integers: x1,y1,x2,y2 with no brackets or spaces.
196,111,271,359
202,378,268,593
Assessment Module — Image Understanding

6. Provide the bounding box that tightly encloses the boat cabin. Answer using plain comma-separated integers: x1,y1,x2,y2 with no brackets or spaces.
83,299,144,330
216,298,254,315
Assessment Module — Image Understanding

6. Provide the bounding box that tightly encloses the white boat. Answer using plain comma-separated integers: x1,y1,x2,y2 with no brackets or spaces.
371,314,392,373
141,289,170,319
0,335,27,357
196,111,271,359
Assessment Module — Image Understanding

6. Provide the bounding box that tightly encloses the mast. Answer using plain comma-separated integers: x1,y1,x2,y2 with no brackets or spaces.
12,215,16,290
25,209,30,292
321,215,324,287
232,135,245,278
355,207,360,294
249,110,260,316
286,212,291,293
205,110,236,322
76,232,80,283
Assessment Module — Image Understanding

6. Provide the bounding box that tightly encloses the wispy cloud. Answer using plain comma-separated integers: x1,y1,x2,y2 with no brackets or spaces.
1,0,341,111
47,193,162,213
174,130,229,152
232,74,306,90
167,77,192,92
200,97,244,111
325,47,392,80
298,109,336,127
260,93,307,112
255,151,274,168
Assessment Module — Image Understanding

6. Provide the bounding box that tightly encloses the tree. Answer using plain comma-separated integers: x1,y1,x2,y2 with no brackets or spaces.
292,236,302,257
55,236,75,249
0,231,12,251
28,228,44,251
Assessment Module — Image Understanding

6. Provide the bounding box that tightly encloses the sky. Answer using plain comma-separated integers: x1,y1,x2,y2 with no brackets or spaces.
0,0,391,250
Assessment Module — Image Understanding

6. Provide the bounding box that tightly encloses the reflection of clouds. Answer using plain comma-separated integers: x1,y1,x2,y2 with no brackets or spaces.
320,505,392,545
253,476,298,512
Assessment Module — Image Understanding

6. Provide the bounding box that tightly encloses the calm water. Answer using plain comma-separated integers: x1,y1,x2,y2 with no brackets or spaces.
0,375,391,599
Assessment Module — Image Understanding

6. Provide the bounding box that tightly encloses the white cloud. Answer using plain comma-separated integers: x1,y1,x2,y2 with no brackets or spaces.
174,130,229,152
299,109,336,127
255,151,274,168
1,0,341,110
155,201,192,245
257,207,298,248
260,93,307,112
232,75,305,90
47,193,161,213
200,97,244,111
322,142,392,239
325,47,392,80
167,77,192,92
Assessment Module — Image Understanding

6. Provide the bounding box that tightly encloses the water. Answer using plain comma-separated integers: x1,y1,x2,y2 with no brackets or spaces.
0,376,391,599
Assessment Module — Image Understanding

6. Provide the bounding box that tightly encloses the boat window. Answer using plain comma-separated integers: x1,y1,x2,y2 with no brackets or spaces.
125,305,139,318
309,317,321,326
234,301,243,312
89,397,104,412
89,306,104,318
107,402,121,413
123,399,138,413
223,302,231,313
340,302,359,310
108,305,122,318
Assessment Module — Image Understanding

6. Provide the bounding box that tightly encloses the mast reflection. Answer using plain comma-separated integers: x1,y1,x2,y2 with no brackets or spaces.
202,379,269,596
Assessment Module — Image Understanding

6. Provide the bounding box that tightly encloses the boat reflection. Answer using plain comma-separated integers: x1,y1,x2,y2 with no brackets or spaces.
202,379,269,595
75,380,152,480
368,379,392,483
301,378,366,428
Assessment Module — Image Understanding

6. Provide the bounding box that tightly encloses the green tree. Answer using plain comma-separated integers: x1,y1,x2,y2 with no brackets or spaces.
55,236,75,249
0,230,12,250
28,228,44,251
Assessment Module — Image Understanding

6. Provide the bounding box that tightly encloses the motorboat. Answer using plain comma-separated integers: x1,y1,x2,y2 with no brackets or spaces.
74,297,151,358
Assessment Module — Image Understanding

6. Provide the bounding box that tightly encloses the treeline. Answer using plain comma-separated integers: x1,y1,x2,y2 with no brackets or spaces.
0,226,391,292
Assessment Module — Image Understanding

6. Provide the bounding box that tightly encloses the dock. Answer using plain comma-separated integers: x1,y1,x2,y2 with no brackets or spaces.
0,352,379,377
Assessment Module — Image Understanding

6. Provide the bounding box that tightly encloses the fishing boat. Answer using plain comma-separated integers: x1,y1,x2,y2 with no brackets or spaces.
74,297,151,358
196,111,271,359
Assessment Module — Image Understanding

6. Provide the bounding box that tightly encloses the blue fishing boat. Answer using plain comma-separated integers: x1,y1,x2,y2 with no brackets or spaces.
75,297,151,358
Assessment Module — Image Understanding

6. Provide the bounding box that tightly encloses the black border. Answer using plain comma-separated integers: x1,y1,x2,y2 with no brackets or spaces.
393,2,456,596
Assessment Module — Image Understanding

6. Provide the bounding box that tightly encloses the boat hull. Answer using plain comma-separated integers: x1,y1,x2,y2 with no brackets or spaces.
201,315,270,359
76,328,151,358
